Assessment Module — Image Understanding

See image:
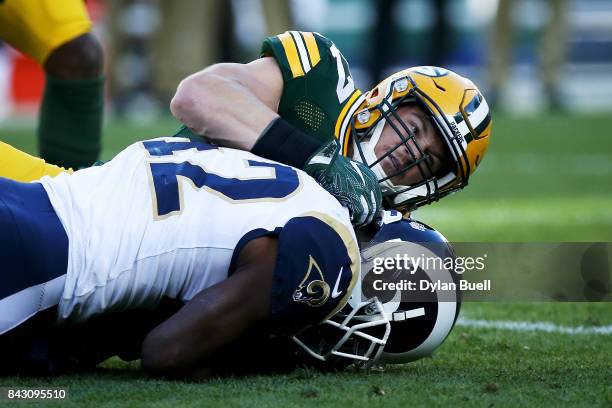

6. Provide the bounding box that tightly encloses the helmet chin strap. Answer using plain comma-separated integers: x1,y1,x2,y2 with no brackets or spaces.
391,171,456,206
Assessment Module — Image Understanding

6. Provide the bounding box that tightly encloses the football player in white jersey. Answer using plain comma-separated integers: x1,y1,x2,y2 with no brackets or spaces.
0,137,463,377
0,137,462,378
0,136,365,378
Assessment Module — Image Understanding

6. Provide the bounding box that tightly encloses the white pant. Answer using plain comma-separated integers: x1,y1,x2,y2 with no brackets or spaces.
0,274,65,335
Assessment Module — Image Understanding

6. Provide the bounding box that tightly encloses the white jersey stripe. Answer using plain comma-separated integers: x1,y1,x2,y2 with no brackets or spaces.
290,31,311,73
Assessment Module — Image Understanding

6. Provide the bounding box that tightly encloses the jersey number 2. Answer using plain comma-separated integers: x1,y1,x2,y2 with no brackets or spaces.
142,139,301,218
330,44,355,103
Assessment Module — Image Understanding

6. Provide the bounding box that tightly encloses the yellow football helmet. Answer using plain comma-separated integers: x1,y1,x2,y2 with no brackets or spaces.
351,66,492,211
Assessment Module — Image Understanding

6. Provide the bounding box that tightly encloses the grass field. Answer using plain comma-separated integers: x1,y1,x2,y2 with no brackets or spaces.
1,113,611,406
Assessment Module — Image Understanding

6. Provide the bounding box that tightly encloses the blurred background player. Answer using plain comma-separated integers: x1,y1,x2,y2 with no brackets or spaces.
154,0,292,103
489,0,567,111
106,0,292,116
0,0,104,170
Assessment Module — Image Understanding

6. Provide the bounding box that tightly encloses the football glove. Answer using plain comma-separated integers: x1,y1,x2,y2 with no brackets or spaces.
304,139,382,228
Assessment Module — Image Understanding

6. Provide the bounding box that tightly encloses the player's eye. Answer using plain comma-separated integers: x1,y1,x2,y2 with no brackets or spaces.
409,122,419,135
430,157,438,170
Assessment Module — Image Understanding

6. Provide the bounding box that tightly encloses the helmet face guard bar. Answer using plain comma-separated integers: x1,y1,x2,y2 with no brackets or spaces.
351,75,471,210
291,298,391,368
352,93,439,204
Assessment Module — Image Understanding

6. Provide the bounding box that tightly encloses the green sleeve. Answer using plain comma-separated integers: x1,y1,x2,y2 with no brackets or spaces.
261,31,364,152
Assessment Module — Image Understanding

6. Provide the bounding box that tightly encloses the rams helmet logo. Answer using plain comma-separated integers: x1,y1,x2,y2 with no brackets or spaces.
292,255,331,307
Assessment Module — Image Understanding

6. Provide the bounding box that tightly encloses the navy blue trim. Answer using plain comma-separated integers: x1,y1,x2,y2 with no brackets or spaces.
0,178,68,300
462,93,490,139
453,112,464,125
453,112,474,143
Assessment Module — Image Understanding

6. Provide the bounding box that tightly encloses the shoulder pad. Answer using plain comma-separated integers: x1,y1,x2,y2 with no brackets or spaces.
261,31,334,81
269,212,359,333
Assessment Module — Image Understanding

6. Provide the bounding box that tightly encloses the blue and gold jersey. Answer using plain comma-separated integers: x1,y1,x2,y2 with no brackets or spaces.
261,31,366,157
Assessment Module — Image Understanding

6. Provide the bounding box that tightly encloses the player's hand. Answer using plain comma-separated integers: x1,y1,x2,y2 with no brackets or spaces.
304,139,382,228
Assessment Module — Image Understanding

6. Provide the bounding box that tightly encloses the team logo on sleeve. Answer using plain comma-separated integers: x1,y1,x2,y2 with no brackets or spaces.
292,255,331,307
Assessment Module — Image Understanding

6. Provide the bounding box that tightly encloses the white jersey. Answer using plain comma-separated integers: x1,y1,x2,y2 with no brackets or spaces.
39,137,355,324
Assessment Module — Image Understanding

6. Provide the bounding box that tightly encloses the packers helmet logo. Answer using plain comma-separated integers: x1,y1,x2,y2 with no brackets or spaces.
413,66,450,78
292,255,331,307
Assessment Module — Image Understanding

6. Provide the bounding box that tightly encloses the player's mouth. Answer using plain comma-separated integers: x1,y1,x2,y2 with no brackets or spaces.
388,153,402,173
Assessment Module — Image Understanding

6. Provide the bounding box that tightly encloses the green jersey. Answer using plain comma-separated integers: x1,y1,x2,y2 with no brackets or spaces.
261,31,365,157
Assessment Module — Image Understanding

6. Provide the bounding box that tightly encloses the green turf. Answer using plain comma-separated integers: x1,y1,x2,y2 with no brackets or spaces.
1,317,609,407
1,113,611,406
416,113,612,242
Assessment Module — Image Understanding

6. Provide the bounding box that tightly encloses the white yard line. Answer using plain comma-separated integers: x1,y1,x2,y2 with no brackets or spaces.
418,205,612,226
457,317,612,335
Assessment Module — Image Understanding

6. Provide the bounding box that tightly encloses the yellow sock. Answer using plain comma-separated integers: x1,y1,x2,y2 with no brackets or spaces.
0,141,73,182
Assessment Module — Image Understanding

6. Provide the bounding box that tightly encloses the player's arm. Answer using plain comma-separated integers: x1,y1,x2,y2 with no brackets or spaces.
170,57,282,151
171,57,326,169
0,141,73,182
140,236,277,380
141,214,359,380
170,34,382,226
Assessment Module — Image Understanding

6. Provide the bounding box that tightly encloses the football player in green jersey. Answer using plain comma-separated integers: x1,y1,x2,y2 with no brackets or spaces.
171,31,492,218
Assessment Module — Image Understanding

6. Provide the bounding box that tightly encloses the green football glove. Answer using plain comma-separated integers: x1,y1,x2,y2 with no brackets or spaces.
304,139,382,228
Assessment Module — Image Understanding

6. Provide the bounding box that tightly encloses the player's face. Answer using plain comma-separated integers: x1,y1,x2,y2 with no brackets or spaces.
374,104,450,186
